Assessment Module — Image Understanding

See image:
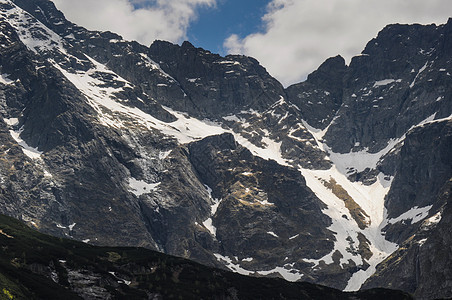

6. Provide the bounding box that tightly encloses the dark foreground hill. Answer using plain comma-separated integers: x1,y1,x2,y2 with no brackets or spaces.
0,214,412,300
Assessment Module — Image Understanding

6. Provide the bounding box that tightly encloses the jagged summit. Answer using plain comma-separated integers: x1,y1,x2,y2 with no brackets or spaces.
0,0,451,298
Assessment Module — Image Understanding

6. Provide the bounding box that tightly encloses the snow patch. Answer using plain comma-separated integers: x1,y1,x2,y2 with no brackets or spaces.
158,150,172,160
373,79,401,87
289,234,299,240
386,205,432,225
214,254,304,281
215,60,240,65
255,199,274,206
418,238,428,246
325,138,400,174
3,117,19,126
128,177,160,196
202,218,216,236
257,266,304,282
423,211,442,227
213,254,253,276
222,115,243,122
267,231,278,238
109,272,131,285
0,73,14,85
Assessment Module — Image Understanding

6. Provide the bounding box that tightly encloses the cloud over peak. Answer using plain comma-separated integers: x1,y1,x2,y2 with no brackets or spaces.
53,0,216,46
225,0,452,87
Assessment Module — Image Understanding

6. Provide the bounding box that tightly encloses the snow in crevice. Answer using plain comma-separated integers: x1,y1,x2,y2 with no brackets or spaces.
201,185,222,237
301,116,337,147
233,134,288,167
138,53,176,82
215,60,241,66
417,238,428,246
411,113,452,128
68,223,76,231
410,61,429,88
9,127,42,160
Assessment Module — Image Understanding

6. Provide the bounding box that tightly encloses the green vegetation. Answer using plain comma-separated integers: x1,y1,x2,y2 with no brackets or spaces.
322,178,370,230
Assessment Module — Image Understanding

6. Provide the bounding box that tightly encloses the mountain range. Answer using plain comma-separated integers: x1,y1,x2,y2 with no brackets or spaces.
0,0,451,298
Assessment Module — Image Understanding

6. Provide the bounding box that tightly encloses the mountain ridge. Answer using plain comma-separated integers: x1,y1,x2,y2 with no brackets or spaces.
0,0,450,298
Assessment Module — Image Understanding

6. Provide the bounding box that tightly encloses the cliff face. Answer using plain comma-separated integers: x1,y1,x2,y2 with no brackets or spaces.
0,0,451,298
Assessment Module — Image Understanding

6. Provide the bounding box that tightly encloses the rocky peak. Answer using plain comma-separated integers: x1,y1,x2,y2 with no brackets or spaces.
321,20,452,153
10,0,72,36
285,55,346,129
307,55,346,86
149,40,286,119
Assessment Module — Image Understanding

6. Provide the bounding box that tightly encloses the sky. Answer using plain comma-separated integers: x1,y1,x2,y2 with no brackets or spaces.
52,0,452,87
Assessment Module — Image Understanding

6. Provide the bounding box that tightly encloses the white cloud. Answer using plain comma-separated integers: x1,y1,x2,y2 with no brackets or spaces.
52,0,215,46
224,0,452,87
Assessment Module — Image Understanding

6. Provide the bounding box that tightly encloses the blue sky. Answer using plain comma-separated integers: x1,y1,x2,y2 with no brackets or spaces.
186,0,269,55
53,0,452,86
